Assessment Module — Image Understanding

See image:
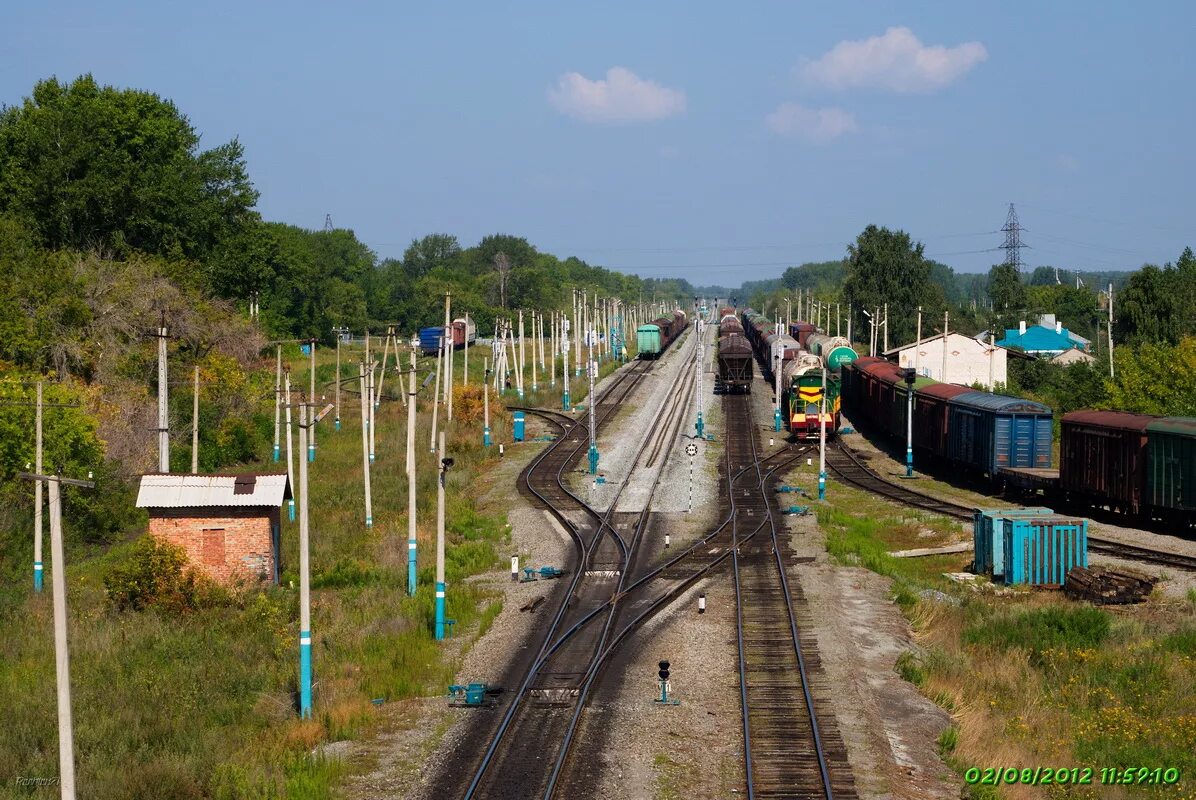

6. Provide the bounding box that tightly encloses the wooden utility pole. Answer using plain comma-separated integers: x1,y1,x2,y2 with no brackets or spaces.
191,366,200,473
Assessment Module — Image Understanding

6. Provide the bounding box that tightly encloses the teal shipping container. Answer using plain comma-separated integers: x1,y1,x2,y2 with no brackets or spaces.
513,411,525,442
1002,515,1088,586
973,507,1053,577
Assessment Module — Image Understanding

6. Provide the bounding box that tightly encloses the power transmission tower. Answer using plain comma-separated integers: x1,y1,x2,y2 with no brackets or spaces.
1001,203,1025,274
323,214,334,232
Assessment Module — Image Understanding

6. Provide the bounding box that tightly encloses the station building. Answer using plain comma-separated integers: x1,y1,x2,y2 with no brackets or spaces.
882,332,1010,389
135,472,290,586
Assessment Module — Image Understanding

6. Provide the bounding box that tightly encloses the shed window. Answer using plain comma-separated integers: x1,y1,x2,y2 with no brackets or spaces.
202,528,226,566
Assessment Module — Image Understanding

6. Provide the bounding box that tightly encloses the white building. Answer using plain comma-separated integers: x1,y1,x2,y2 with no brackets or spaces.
883,332,1009,389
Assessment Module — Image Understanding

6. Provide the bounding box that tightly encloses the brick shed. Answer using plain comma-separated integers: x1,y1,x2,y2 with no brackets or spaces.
135,473,291,586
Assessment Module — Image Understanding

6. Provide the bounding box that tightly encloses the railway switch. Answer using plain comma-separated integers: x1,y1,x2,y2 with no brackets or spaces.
448,683,498,708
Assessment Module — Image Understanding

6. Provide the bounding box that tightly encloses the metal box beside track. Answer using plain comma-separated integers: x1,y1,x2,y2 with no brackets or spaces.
1001,514,1088,586
973,507,1053,578
947,392,1053,476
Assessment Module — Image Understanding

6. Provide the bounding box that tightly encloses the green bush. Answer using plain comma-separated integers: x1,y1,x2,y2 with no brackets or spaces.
103,536,229,613
963,605,1110,657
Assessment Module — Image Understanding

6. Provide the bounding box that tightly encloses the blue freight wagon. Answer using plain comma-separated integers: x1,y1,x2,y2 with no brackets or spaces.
973,507,1054,578
1002,514,1088,586
947,392,1052,477
419,326,444,355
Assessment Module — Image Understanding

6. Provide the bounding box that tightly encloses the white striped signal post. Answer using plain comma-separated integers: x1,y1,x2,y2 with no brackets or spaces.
686,441,698,513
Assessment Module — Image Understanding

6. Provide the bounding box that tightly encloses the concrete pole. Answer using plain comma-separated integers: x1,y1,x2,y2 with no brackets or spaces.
335,336,341,430
47,477,77,800
989,334,995,393
695,316,705,439
563,323,571,411
445,294,454,422
575,290,582,376
34,382,44,591
435,430,447,640
191,366,200,473
158,325,169,472
818,368,827,500
359,364,373,527
463,314,470,385
376,332,389,409
483,357,491,447
298,400,313,718
773,326,782,432
407,360,417,596
906,375,914,478
539,310,546,371
518,309,526,400
531,312,538,393
368,358,376,464
550,312,557,388
1108,283,1115,378
587,336,598,474
942,310,949,383
430,336,442,453
285,372,295,522
883,302,889,354
308,341,317,462
273,346,282,461
914,307,922,376
847,304,852,348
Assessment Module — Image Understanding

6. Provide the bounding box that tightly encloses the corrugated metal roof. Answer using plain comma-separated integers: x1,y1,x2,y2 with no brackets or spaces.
1147,417,1196,437
1063,410,1155,431
136,473,291,509
952,391,1051,414
918,383,974,400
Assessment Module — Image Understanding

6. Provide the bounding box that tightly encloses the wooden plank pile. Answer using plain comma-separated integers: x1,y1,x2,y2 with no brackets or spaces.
1064,565,1156,605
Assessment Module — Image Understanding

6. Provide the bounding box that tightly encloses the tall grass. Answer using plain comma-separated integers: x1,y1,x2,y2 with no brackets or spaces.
0,343,548,797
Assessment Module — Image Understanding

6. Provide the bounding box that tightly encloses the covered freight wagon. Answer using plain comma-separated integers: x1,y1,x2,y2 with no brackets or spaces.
637,322,666,359
716,333,753,394
788,322,817,348
912,383,973,460
947,392,1052,476
1060,411,1153,516
1146,417,1196,525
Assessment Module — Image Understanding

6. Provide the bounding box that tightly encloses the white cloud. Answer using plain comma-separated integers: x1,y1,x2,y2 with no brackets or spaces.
766,103,857,142
547,67,686,124
800,27,987,93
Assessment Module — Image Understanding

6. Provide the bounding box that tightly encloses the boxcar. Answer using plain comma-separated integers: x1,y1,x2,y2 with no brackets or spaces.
419,326,444,354
716,333,753,394
1146,417,1196,524
947,392,1053,476
1060,411,1153,515
913,383,973,460
636,324,664,359
788,322,817,348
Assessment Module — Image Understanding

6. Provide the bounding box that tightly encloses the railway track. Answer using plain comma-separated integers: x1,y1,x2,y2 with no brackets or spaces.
825,441,1196,574
726,394,855,800
465,337,705,799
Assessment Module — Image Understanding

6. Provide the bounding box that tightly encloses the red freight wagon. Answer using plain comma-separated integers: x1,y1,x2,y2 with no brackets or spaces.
1061,410,1154,515
913,383,974,460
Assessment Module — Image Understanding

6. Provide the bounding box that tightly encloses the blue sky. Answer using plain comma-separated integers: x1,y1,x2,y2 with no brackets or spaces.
4,1,1193,285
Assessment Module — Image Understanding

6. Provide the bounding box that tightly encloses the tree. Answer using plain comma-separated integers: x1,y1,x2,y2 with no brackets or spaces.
1106,338,1196,416
401,233,461,278
842,225,944,346
492,252,511,309
0,75,257,259
1115,247,1196,346
986,263,1027,333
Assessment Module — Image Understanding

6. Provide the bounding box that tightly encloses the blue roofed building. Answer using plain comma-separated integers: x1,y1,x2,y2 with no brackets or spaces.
997,316,1091,357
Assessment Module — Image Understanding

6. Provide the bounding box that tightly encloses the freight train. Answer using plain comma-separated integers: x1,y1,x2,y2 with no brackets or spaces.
636,309,687,360
715,309,753,394
419,317,477,354
737,310,855,438
841,358,1196,527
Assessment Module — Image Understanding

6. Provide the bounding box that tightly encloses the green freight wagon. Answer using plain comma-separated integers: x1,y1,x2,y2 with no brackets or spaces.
1146,417,1196,526
637,324,664,359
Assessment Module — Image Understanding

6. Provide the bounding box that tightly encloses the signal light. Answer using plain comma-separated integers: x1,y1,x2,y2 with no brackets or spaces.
658,660,670,681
